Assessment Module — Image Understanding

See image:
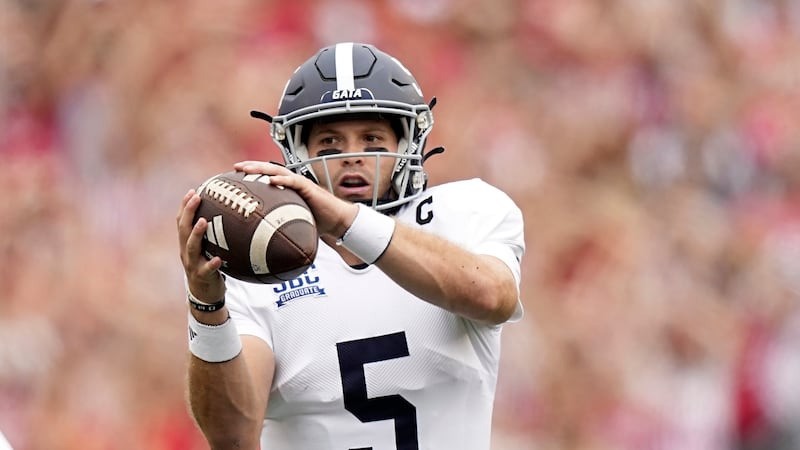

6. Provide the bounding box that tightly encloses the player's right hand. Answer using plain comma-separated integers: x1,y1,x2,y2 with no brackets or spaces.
176,188,226,304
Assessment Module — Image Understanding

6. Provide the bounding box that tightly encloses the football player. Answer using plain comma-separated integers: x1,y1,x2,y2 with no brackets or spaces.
177,42,525,450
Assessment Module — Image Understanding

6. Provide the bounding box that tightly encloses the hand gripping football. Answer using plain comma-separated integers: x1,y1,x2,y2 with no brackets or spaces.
193,171,318,284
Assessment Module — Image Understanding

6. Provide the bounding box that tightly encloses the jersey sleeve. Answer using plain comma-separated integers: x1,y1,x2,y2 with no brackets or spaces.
224,278,275,349
412,179,526,322
473,198,525,323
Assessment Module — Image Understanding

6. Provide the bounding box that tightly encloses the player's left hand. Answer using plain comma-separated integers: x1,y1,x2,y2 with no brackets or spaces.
233,161,358,240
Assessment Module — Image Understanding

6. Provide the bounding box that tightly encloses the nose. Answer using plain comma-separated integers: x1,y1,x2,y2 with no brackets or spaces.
340,142,364,165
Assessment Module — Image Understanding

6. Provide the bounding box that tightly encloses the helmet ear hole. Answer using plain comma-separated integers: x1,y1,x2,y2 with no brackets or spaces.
392,137,410,196
286,121,320,185
396,137,409,155
293,143,319,184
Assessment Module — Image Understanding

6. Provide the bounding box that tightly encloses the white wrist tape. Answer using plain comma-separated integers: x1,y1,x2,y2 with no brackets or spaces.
336,203,396,264
188,312,242,363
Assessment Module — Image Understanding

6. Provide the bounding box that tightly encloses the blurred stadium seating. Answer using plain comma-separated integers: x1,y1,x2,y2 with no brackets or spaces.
2,1,800,449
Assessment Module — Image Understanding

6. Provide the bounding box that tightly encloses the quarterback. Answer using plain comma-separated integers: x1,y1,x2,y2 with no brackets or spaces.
176,42,525,449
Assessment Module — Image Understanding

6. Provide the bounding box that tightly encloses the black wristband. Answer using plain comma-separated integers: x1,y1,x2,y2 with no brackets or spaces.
187,289,226,312
186,272,227,312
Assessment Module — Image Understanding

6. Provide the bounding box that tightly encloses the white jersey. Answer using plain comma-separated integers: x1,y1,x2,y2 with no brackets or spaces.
226,178,525,450
0,430,11,450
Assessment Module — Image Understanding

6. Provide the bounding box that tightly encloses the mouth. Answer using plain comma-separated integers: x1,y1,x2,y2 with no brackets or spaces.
335,173,374,199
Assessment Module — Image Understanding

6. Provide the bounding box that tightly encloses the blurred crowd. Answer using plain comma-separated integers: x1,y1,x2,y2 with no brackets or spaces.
2,1,800,449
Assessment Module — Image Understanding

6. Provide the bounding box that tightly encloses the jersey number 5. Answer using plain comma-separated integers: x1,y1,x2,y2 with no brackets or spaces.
336,332,419,450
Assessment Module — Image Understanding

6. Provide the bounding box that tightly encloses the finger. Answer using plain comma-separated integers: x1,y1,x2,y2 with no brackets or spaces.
261,174,295,189
177,192,201,253
233,160,261,168
176,189,195,224
178,193,201,230
177,196,201,252
233,160,269,172
233,161,289,175
185,216,208,262
197,256,224,279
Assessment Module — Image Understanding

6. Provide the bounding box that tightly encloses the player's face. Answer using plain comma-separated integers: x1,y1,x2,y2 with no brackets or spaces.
306,118,398,203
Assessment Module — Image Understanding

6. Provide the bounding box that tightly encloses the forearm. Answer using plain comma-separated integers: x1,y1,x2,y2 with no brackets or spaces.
187,352,263,449
376,222,518,324
186,309,270,449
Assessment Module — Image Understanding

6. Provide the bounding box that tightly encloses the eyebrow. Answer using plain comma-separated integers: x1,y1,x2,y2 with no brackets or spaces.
309,123,392,137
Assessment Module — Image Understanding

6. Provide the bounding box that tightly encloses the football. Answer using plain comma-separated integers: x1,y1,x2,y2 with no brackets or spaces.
193,171,318,284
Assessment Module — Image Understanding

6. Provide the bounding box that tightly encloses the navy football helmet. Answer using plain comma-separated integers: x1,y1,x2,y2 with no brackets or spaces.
252,42,439,211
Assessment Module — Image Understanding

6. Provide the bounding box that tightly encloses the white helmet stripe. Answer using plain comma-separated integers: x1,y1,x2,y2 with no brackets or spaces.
335,42,355,92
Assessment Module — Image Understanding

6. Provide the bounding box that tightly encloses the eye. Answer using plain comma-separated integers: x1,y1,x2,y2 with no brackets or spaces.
319,136,340,146
365,134,383,144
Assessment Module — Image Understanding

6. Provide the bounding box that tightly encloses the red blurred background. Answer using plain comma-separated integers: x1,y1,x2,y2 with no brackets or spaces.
2,1,800,449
